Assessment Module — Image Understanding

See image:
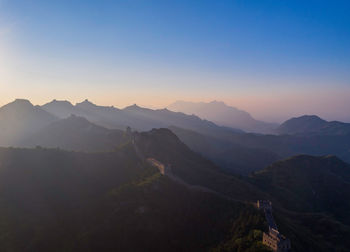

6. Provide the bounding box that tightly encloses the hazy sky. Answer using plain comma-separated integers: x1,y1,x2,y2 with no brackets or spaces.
0,0,349,122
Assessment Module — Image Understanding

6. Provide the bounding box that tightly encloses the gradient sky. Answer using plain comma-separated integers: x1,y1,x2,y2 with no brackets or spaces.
0,0,349,122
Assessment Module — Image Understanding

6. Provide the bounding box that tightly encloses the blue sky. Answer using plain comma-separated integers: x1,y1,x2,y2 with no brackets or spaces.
0,0,349,122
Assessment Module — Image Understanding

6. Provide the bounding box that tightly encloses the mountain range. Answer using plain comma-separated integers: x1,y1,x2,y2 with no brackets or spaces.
41,99,243,135
1,99,350,175
0,98,350,250
169,124,350,174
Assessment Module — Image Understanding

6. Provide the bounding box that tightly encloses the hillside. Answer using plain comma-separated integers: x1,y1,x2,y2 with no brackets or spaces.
0,146,268,252
168,100,277,133
252,155,350,224
277,115,350,136
0,125,350,251
248,155,350,251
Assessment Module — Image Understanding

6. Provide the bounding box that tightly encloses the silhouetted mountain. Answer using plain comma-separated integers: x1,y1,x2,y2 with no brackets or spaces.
277,115,350,135
41,99,243,135
0,99,58,146
168,100,277,133
252,155,350,224
21,115,128,152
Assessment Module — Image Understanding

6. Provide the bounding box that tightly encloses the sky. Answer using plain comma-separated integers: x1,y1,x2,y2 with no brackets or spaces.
0,0,349,122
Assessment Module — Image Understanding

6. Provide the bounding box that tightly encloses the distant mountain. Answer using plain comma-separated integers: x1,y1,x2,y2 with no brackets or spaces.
168,121,350,174
277,115,350,135
20,115,128,152
252,155,350,224
41,99,243,136
41,99,77,118
189,125,350,164
169,126,281,175
0,99,58,146
168,100,277,133
42,99,129,129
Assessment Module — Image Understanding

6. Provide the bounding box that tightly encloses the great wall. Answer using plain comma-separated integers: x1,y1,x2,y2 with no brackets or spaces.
130,129,291,251
147,157,291,251
257,200,291,252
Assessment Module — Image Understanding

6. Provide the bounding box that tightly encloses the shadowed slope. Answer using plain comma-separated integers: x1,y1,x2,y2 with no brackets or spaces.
0,145,267,252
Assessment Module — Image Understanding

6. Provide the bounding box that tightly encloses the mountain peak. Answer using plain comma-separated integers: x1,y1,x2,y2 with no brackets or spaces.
123,104,144,111
10,99,33,107
0,99,35,113
76,99,97,108
293,115,325,122
44,99,74,107
277,115,331,135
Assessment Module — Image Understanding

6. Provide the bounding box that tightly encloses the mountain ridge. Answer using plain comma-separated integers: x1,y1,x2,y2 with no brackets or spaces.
168,100,278,133
41,98,244,135
277,115,350,136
